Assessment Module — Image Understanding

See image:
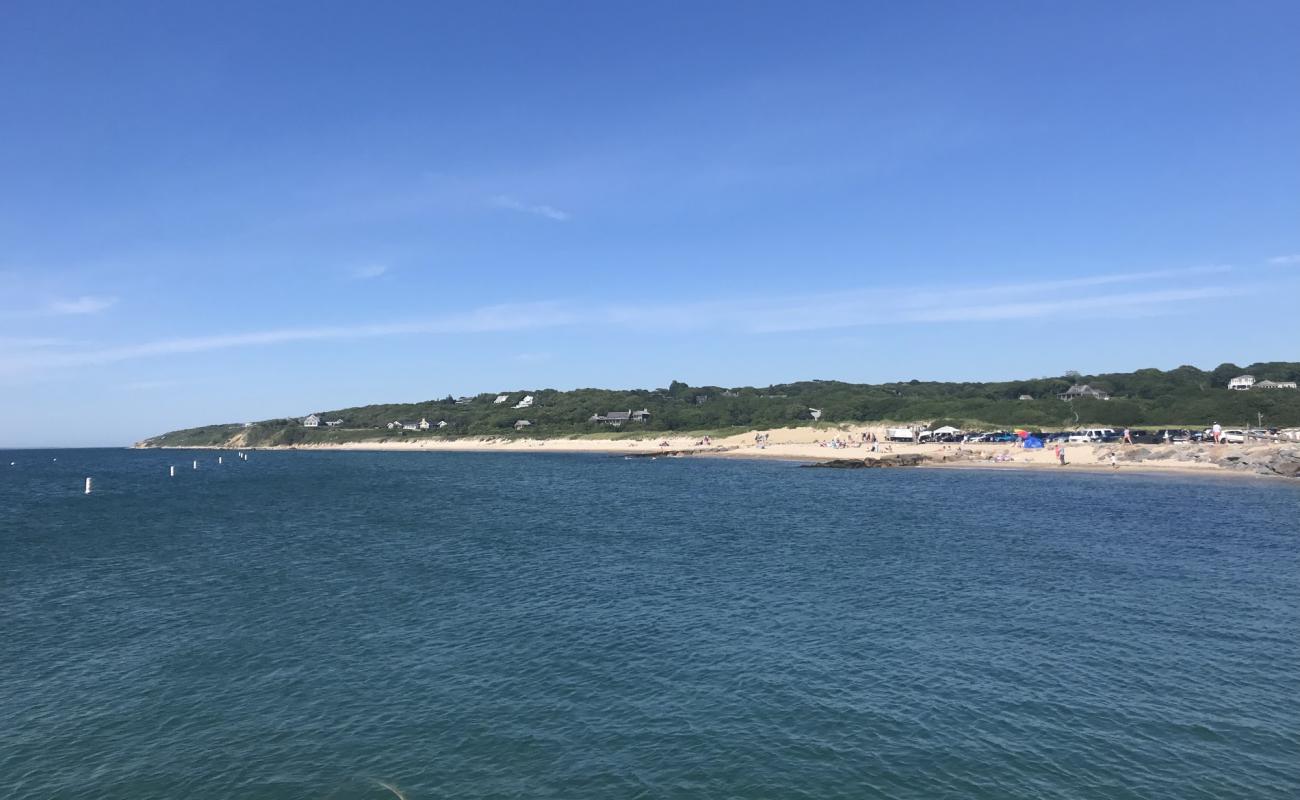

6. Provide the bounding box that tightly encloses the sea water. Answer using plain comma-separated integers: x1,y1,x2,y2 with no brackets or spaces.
2,449,1298,799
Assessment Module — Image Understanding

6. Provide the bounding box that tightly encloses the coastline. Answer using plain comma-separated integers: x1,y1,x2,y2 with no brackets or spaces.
137,425,1300,481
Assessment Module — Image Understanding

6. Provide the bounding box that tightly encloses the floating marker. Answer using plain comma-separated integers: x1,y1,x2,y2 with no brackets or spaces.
170,465,176,477
84,477,92,495
193,460,198,470
218,456,223,465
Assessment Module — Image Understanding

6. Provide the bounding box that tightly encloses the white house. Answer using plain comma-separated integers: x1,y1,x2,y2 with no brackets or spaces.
513,395,535,409
303,414,321,428
1252,380,1297,390
494,395,510,404
418,418,431,430
514,420,532,431
1058,384,1110,401
436,420,449,429
1228,375,1255,390
386,421,403,430
325,419,344,427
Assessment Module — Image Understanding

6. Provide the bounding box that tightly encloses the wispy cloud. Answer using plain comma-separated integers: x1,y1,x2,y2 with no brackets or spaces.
350,263,389,280
0,302,576,375
0,336,75,350
514,351,553,363
1268,254,1300,265
48,295,117,315
121,379,184,391
490,195,571,222
0,264,1252,378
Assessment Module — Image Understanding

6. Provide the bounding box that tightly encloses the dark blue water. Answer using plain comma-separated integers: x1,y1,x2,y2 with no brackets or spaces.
2,449,1299,799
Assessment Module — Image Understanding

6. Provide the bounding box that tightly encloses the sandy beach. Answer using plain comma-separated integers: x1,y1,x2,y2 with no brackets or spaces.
205,424,1300,480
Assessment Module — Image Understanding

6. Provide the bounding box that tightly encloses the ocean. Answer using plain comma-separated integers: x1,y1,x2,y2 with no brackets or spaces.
2,449,1298,799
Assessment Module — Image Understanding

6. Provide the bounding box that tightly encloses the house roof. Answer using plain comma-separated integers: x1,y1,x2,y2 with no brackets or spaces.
1062,383,1107,395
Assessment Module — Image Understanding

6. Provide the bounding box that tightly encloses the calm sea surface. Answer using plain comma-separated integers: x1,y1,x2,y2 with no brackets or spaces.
2,449,1299,799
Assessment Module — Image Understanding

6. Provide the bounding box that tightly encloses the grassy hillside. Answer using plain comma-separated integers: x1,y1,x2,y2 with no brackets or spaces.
139,361,1300,447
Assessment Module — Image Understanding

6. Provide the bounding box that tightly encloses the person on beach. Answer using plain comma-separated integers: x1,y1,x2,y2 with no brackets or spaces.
1110,452,1118,469
1056,445,1067,466
1212,422,1222,444
1123,428,1132,444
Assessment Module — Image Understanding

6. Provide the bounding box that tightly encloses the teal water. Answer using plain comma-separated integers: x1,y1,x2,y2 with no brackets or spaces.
2,449,1298,799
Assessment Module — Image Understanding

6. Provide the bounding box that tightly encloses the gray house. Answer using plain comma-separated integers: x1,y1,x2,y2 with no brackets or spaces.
589,409,651,426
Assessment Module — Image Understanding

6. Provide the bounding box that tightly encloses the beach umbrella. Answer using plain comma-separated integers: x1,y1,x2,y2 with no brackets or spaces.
1015,429,1030,439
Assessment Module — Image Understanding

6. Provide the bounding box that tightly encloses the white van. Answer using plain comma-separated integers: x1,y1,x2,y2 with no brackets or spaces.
1067,428,1115,443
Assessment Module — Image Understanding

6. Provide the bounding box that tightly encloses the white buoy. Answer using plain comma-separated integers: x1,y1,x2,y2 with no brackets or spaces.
218,456,223,465
84,477,92,494
193,460,198,470
170,465,175,477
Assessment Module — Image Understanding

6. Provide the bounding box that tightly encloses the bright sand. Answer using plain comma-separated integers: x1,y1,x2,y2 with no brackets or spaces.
255,425,1280,478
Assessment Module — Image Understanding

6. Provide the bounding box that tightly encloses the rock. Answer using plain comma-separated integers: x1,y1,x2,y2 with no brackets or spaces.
804,454,928,469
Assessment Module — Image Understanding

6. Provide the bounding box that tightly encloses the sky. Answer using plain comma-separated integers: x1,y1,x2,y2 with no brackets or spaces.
2,1,1299,447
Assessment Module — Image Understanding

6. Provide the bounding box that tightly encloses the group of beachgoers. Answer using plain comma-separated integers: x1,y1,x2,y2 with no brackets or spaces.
812,432,895,452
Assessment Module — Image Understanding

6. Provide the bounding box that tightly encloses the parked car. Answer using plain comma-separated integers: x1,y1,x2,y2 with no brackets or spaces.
1153,429,1193,443
1216,429,1246,444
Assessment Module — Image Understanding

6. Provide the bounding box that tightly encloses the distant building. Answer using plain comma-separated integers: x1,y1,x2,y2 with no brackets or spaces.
418,418,431,430
1058,384,1110,401
514,420,532,431
589,409,651,426
436,420,449,429
303,414,321,428
513,395,535,409
386,421,403,430
1229,375,1256,390
325,419,344,427
693,395,709,405
494,395,510,404
1018,394,1034,401
455,396,473,405
402,423,419,431
1252,380,1296,390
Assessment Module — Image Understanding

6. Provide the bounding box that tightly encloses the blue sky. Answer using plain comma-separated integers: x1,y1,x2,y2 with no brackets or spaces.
3,1,1299,447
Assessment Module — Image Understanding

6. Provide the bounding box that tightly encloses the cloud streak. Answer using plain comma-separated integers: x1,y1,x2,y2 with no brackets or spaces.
350,263,389,280
1268,254,1300,265
0,264,1250,377
490,195,571,222
48,296,118,315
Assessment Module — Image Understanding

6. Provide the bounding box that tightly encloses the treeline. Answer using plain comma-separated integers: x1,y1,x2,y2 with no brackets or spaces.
140,361,1300,447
